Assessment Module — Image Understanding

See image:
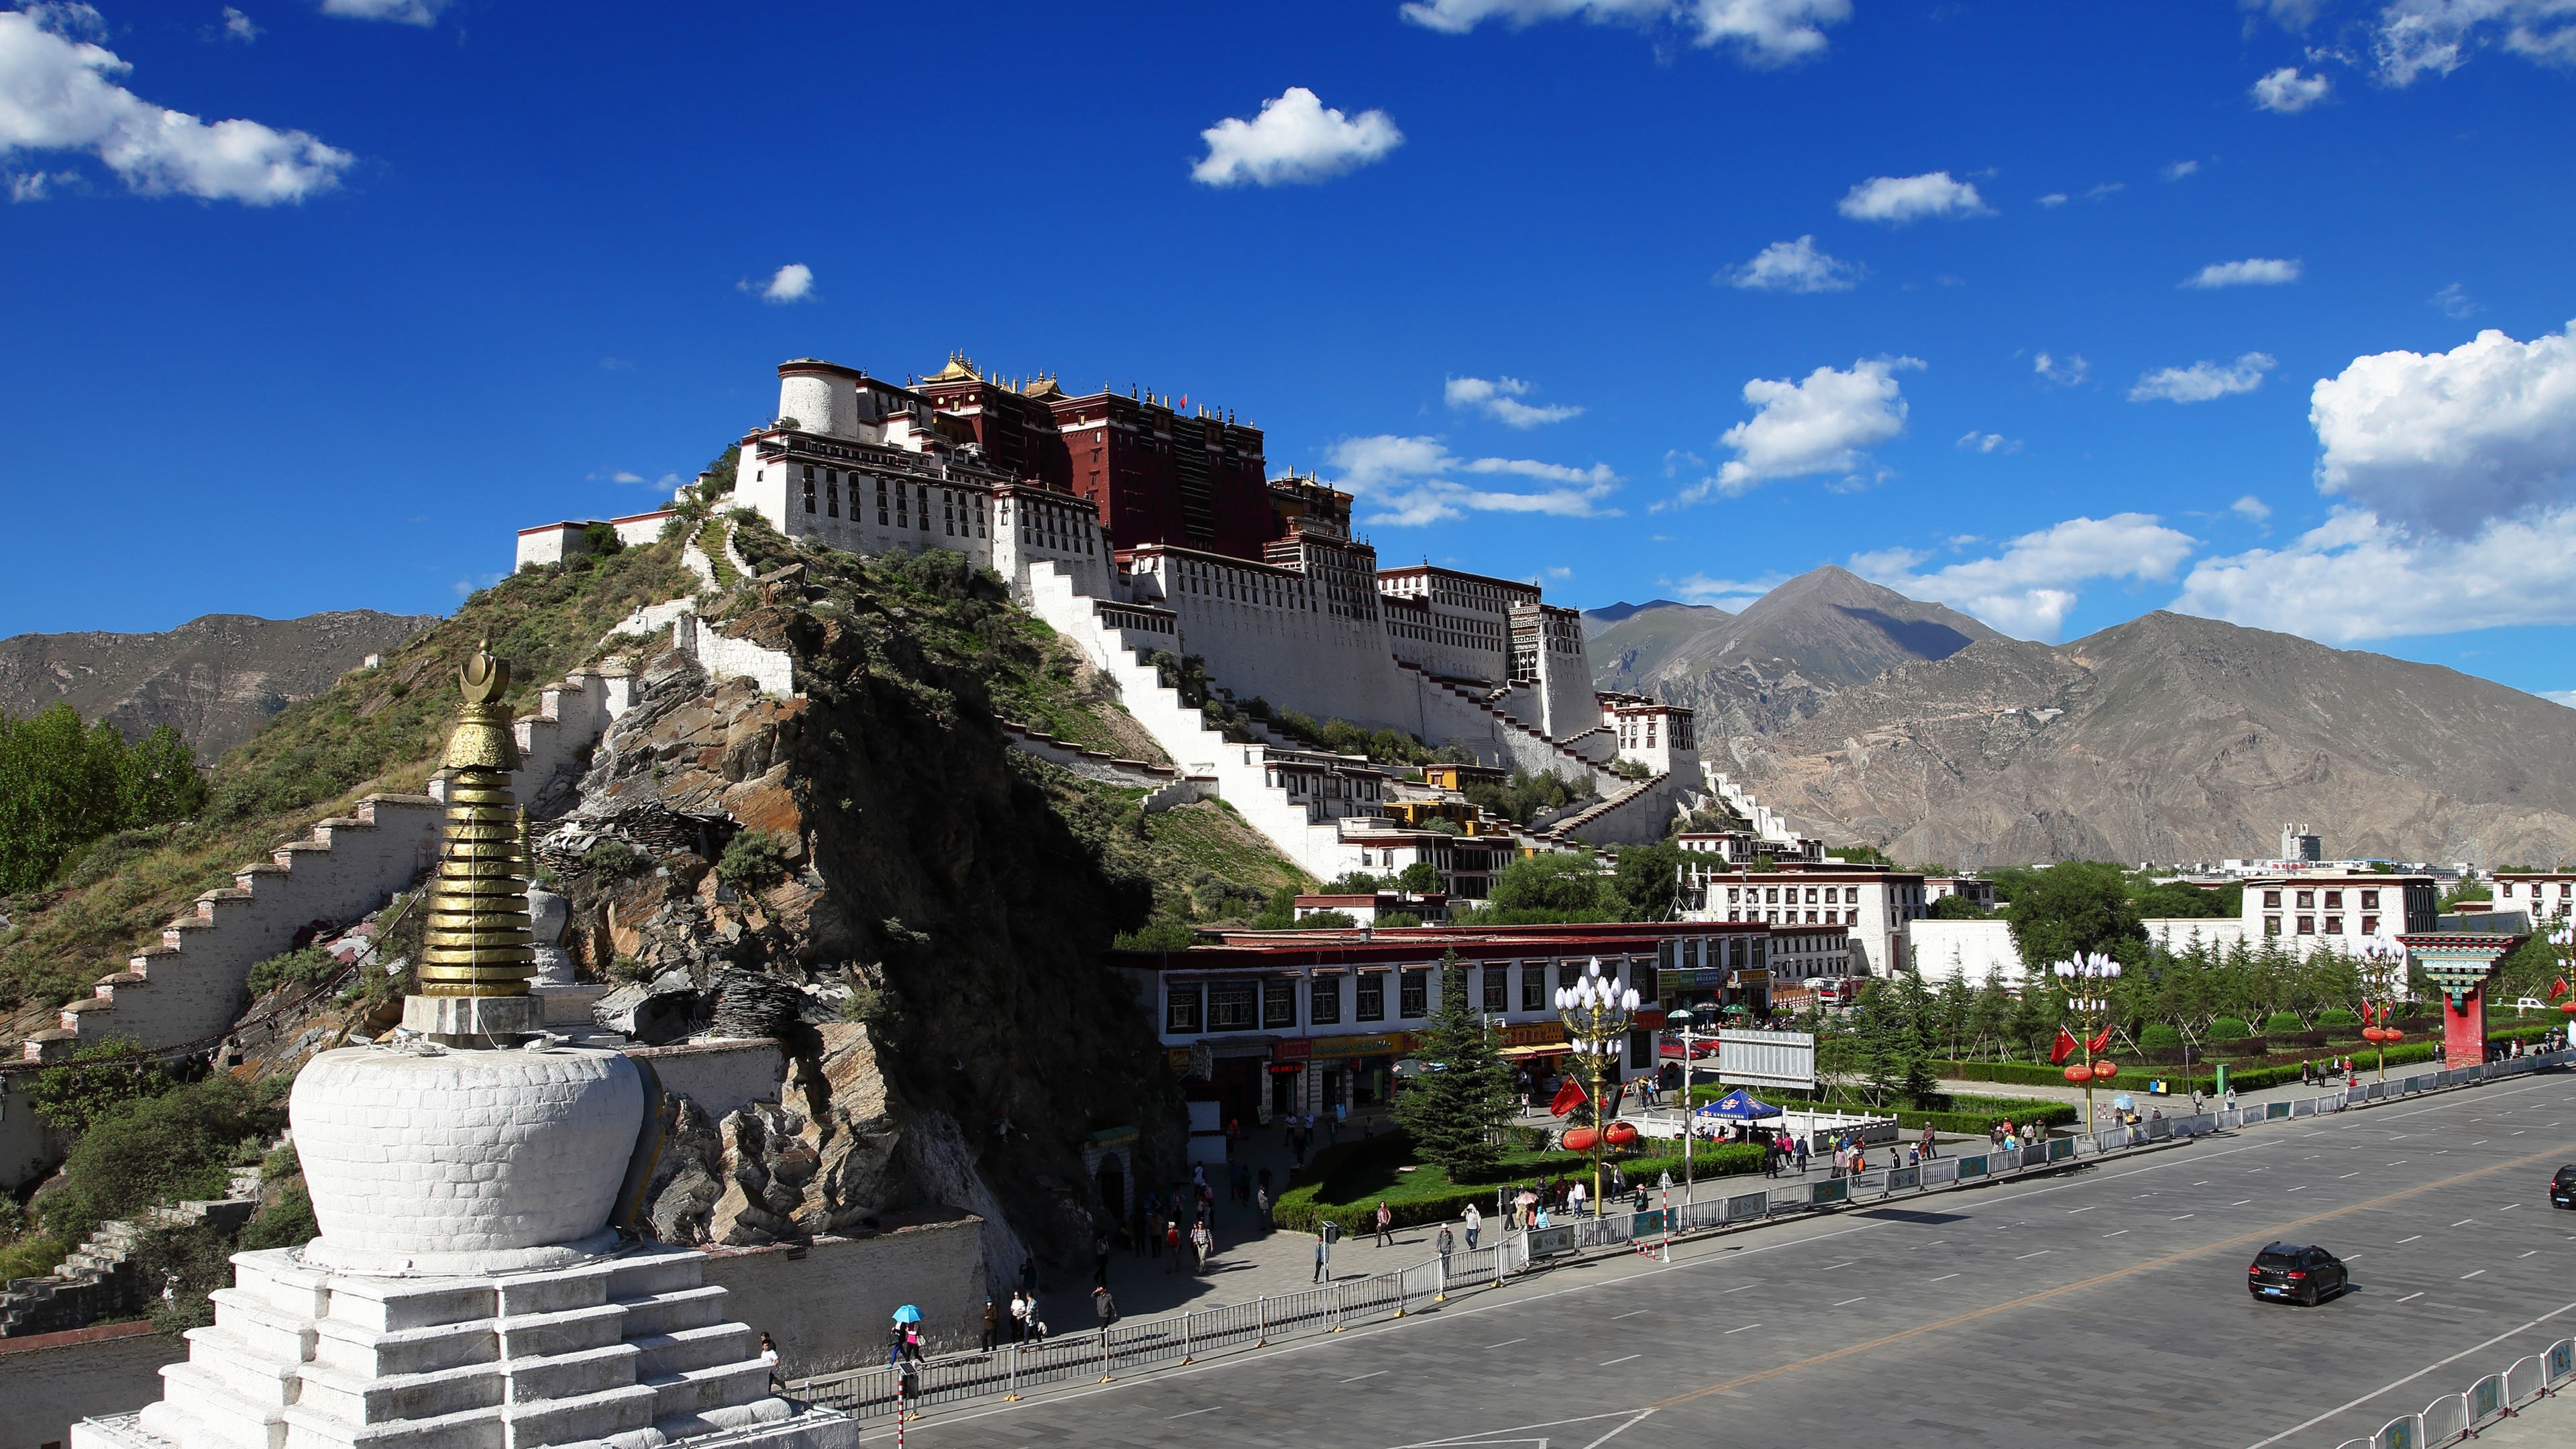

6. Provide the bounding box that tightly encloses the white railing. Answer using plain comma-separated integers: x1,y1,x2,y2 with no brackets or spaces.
2335,1338,2575,1449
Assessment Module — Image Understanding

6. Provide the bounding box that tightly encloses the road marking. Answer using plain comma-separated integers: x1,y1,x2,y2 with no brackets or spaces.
1723,1323,1762,1334
1928,1273,1960,1282
2232,1200,2253,1206
1832,1297,1866,1306
1599,1353,1640,1366
2397,1292,2424,1303
1822,1260,1856,1271
2500,1204,2519,1212
1485,1338,1527,1348
2451,1218,2476,1227
2067,1206,2094,1214
1721,1283,1758,1293
2240,1297,2576,1448
2103,1230,2131,1238
2341,1172,2359,1178
1340,1371,1386,1383
2015,1249,2053,1259
2287,1186,2306,1192
2173,1214,2196,1221
1611,1309,1648,1320
1648,1145,2576,1419
1166,1405,1220,1419
2390,1161,2408,1165
2522,1250,2539,1258
2195,1181,2211,1185
2463,1269,2486,1279
2398,1235,2422,1244
2473,1140,2488,1145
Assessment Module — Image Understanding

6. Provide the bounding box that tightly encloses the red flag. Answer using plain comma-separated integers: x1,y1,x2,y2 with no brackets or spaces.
2087,1025,2112,1055
1550,1078,1587,1118
2357,1002,2373,1025
2552,978,2569,1002
2049,1028,2078,1065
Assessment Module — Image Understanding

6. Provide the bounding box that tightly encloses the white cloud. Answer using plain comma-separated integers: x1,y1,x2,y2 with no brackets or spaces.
2232,494,2273,521
2037,192,2068,207
1668,356,1919,503
1446,375,1581,427
1837,170,1992,223
2171,504,2576,641
1724,234,1861,292
318,0,448,24
2539,688,2576,708
1957,431,2020,454
219,6,259,40
1666,571,1790,609
2034,351,2091,387
2130,353,2277,403
1397,0,1853,67
2371,0,2576,85
2308,320,2576,534
744,263,812,303
2251,65,2331,109
0,5,352,203
1190,87,1401,188
1326,435,1620,525
2184,257,2303,288
2085,181,2125,200
7,165,76,199
1854,513,2199,641
2162,159,2202,180
2431,282,2479,319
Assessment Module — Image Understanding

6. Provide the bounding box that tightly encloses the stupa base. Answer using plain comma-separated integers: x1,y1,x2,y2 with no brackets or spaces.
401,994,545,1046
74,1245,857,1449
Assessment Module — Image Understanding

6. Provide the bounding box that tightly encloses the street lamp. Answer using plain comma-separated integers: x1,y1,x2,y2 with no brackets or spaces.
1555,957,1640,1218
2356,932,2410,1081
1665,1006,1699,1206
2052,952,2122,1131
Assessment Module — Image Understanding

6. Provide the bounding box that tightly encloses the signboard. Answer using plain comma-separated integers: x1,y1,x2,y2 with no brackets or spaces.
1811,1179,1848,1205
1724,1191,1770,1222
1630,1209,1667,1236
1526,1226,1576,1257
1886,1166,1920,1191
1716,1028,1816,1090
1657,967,1727,994
1271,1038,1311,1063
1305,1033,1411,1059
1500,1022,1566,1049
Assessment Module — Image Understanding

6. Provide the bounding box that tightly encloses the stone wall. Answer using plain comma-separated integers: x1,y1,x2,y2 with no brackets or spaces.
1,1324,179,1449
1907,918,2024,984
631,1038,786,1122
700,1210,987,1377
0,1072,69,1191
675,614,794,702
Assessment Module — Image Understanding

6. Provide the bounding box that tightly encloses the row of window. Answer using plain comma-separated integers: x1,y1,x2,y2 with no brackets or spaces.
1163,961,1654,1034
2265,914,2381,936
1730,885,1865,906
2498,881,2573,900
2261,888,2383,911
1727,910,1851,926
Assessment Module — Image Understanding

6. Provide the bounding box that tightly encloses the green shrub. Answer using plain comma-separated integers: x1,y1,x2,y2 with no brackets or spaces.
246,947,339,999
2210,1017,2251,1040
27,1038,179,1134
43,1075,286,1242
1297,910,1358,929
1111,919,1199,951
2140,1023,2182,1050
716,830,790,893
2263,1012,2306,1034
237,1182,318,1252
2318,1008,2361,1027
583,839,645,878
131,1222,235,1336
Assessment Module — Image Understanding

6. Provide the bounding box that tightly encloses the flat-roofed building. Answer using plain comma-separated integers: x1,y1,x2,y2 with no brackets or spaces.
2239,871,2437,957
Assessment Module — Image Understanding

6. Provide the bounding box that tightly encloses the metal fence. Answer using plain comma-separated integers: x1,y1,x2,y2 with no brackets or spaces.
792,1046,2573,1424
2337,1336,2576,1449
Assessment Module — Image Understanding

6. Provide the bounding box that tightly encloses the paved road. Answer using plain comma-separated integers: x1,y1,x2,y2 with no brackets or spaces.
900,1075,2576,1449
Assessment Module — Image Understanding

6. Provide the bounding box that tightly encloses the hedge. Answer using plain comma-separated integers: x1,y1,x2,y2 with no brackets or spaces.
1272,1142,1766,1234
1936,1020,2565,1098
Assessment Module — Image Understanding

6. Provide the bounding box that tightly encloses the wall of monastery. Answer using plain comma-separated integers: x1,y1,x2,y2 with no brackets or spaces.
700,1210,987,1377
628,1038,786,1122
1907,918,2025,985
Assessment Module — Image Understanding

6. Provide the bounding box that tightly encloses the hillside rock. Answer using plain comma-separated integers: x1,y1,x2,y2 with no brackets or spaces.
0,610,437,759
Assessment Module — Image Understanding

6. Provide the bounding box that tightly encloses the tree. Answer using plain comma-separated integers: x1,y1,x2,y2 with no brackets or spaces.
1391,954,1516,1177
1609,841,1683,922
1394,862,1442,895
1852,973,1939,1107
1927,892,1989,920
2131,879,2237,919
0,706,206,894
1450,852,1614,925
2006,862,2145,969
27,1038,177,1134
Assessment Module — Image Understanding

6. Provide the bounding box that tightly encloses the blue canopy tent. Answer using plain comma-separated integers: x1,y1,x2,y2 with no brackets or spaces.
1695,1087,1783,1122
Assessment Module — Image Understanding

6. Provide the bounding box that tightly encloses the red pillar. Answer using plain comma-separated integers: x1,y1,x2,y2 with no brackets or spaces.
2445,987,2485,1067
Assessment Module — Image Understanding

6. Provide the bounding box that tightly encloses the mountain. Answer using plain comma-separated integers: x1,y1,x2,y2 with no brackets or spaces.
1592,566,2002,737
1582,599,1694,631
0,610,439,761
1719,610,2576,868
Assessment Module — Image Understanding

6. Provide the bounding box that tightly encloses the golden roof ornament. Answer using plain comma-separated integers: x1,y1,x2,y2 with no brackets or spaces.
418,642,534,998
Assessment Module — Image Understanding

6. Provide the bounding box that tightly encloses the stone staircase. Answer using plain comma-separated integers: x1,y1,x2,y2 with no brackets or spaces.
23,669,639,1064
1,1159,272,1338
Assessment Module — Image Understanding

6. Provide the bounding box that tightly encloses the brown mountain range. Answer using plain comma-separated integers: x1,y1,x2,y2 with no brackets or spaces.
0,611,439,761
1589,570,2576,867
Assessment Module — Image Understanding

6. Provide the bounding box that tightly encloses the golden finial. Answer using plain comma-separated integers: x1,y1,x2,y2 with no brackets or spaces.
417,645,534,998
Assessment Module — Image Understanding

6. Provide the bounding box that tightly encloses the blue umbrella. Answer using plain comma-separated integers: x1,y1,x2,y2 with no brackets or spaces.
892,1304,922,1324
1695,1087,1782,1121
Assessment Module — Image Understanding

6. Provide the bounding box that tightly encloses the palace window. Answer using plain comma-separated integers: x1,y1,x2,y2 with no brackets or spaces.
826,480,839,519
1208,982,1257,1031
1263,979,1297,1030
803,478,816,513
1521,964,1546,1012
2297,915,2316,934
1483,967,1507,1014
1165,984,1201,1034
2263,890,2282,909
2361,890,2381,909
1309,976,1341,1026
1355,973,1386,1022
2361,914,2379,934
2324,890,2343,909
2296,891,2315,910
1399,969,1428,1019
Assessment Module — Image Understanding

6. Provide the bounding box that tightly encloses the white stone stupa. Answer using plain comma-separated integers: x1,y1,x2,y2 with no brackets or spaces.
76,646,855,1449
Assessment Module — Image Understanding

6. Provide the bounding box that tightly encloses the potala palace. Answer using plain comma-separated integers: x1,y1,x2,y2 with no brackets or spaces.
519,356,1796,894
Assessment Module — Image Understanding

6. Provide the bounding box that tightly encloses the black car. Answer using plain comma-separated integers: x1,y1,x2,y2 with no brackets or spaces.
2553,1165,2576,1209
2249,1242,2348,1305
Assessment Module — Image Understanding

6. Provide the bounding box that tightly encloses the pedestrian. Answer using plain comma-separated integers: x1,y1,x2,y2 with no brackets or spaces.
1191,1218,1214,1274
1255,1186,1273,1231
1314,1228,1330,1283
1093,1285,1118,1334
1464,1202,1482,1250
1164,1220,1182,1273
1374,1199,1393,1248
1093,1233,1110,1289
1437,1223,1454,1271
1010,1289,1030,1346
761,1332,786,1393
979,1298,998,1352
1568,1179,1588,1218
1919,1122,1937,1160
1793,1136,1810,1174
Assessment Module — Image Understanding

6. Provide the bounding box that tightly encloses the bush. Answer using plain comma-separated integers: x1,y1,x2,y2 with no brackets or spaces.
246,947,340,1000
1296,910,1358,929
2210,1017,2251,1041
2263,1012,2306,1034
237,1181,318,1252
1111,919,1199,951
716,830,791,893
2318,1008,2361,1027
583,839,645,878
2140,1023,2183,1050
43,1075,286,1242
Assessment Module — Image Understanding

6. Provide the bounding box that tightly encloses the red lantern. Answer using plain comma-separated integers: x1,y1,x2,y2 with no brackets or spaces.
2092,1060,2118,1080
1605,1120,1640,1148
2561,1002,2576,1017
1562,1126,1599,1152
2063,1065,2092,1084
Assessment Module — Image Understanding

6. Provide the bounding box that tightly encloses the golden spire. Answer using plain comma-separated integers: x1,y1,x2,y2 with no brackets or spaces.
417,641,534,998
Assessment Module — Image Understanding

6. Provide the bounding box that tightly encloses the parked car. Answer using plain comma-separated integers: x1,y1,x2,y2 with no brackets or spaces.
2551,1165,2576,1210
2248,1242,2349,1305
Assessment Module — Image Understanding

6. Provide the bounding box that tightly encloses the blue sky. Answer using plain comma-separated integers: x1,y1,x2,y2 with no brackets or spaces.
5,0,2574,704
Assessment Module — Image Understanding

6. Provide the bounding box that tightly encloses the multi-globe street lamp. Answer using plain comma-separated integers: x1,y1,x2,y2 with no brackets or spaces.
1663,1006,1701,1205
2357,932,2410,1081
1554,958,1640,1217
2052,952,2121,1130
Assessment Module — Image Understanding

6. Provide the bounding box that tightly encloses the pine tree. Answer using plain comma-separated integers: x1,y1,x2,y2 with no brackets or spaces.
1392,951,1516,1177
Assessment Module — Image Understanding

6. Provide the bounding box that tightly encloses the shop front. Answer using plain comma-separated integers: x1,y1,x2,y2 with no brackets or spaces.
1306,1032,1411,1112
1269,1038,1309,1116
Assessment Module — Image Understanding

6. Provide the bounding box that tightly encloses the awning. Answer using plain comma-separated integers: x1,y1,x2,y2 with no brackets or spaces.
1696,1087,1783,1121
1497,1044,1572,1060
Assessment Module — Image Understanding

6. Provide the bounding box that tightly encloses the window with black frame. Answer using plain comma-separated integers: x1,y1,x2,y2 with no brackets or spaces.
1309,975,1341,1026
1483,966,1507,1014
1399,969,1428,1018
1166,984,1201,1034
1208,981,1258,1031
1263,977,1297,1030
1356,972,1386,1022
1522,963,1545,1011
